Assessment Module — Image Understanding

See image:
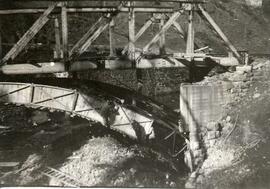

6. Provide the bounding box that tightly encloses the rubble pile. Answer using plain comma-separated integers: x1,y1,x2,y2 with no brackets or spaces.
50,137,180,187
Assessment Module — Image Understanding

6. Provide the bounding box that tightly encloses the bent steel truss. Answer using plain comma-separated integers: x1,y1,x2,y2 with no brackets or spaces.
0,80,187,156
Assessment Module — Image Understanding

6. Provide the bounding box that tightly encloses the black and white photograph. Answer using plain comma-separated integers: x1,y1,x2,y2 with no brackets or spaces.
0,0,269,188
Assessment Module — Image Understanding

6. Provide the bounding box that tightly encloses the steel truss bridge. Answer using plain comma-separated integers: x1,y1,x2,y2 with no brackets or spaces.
0,0,242,75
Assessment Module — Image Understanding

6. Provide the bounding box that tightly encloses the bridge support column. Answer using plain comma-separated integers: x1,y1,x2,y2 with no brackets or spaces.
186,5,195,55
61,2,68,63
54,17,62,59
128,1,136,65
159,14,166,55
109,19,115,57
0,20,2,59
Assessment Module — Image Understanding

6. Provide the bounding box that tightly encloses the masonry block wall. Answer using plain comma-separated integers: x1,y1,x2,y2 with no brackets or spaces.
180,83,232,132
77,68,190,97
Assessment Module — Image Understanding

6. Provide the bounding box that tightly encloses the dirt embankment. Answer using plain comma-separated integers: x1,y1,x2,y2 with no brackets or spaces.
195,58,270,189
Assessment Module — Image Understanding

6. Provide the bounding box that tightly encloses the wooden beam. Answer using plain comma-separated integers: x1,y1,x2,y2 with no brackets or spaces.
198,5,241,59
0,162,20,167
78,23,109,55
143,11,182,52
159,14,166,54
1,2,58,64
105,58,186,69
61,2,68,61
0,20,2,59
109,19,115,56
128,1,136,63
186,5,194,54
69,16,103,56
9,0,205,2
0,7,177,14
54,17,62,59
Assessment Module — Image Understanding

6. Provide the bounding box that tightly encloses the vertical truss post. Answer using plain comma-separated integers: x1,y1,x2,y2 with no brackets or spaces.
159,14,166,55
109,19,115,57
128,1,136,65
61,2,68,62
72,91,79,112
54,17,62,59
29,84,35,103
198,4,241,59
0,21,2,59
186,4,194,55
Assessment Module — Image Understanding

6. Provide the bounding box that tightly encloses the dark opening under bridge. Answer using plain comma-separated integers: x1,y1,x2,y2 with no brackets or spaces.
0,0,243,75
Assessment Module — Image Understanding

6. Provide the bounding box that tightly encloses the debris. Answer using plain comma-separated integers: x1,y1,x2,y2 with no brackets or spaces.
236,66,253,73
253,93,261,99
226,116,231,122
41,167,83,187
31,110,50,125
223,114,239,142
0,126,10,129
206,122,221,131
0,162,20,167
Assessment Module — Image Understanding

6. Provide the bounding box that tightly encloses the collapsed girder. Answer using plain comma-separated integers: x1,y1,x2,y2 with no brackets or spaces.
0,79,187,156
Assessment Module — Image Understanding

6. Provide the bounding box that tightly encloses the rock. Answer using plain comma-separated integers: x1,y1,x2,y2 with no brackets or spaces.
207,131,216,140
209,139,216,147
215,131,221,138
253,93,261,99
206,122,221,131
196,174,204,184
185,180,196,189
31,110,50,125
193,149,203,159
194,157,203,167
236,65,253,73
190,141,200,151
170,181,176,187
204,141,210,148
226,116,231,122
230,74,247,82
190,171,197,179
253,63,265,70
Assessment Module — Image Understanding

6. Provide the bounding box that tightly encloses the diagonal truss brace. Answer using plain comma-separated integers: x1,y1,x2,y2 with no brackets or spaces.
69,2,126,59
77,23,109,56
1,2,58,64
143,10,183,52
122,15,155,55
198,4,241,59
